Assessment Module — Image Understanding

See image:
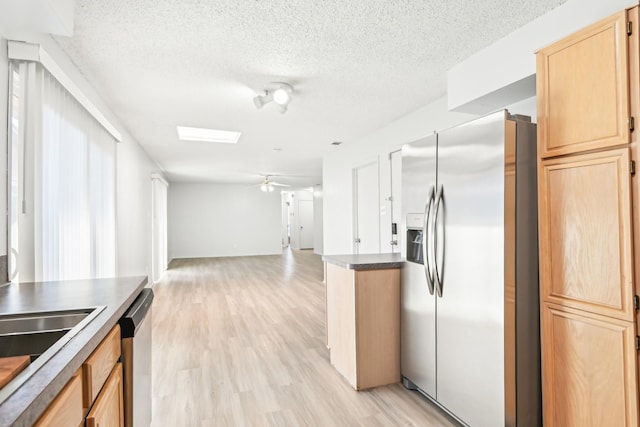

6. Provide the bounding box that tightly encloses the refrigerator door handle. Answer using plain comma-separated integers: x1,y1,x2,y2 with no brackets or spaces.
423,186,435,295
433,185,445,297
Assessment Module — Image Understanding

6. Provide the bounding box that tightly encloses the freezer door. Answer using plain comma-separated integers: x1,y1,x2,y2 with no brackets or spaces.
400,260,436,397
400,134,437,397
435,111,506,426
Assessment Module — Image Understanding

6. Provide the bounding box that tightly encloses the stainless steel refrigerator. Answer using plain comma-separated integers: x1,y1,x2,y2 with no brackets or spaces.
400,110,541,427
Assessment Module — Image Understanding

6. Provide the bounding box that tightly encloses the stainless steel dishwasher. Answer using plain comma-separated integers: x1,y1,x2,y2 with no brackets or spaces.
119,288,154,427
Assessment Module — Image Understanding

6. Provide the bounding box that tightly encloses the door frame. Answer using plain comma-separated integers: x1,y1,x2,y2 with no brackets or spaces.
352,160,380,254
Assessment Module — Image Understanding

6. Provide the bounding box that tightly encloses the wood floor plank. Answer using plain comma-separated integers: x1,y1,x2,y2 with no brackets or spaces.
151,249,459,426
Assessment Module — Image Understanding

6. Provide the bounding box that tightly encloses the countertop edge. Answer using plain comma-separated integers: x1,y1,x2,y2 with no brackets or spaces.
322,253,403,271
0,276,148,427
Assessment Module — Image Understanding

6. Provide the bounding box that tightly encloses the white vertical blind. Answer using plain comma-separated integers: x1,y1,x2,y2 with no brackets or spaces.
8,63,24,282
9,61,117,282
90,128,116,278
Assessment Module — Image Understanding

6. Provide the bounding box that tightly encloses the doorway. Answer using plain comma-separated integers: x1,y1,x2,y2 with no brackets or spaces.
298,199,314,249
353,161,380,254
281,192,294,248
282,190,314,250
390,150,401,253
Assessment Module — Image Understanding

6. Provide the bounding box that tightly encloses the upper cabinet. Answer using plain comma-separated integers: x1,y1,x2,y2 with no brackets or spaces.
537,10,631,158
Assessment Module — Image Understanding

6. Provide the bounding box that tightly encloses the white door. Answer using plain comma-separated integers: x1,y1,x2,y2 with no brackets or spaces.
354,162,380,254
298,200,314,249
281,192,292,247
390,150,402,253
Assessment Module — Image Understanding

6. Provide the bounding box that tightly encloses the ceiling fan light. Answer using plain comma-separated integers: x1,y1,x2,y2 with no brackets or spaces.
273,88,290,105
268,184,275,192
261,183,268,192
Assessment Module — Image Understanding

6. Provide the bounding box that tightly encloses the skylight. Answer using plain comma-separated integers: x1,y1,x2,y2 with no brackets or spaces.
176,126,241,144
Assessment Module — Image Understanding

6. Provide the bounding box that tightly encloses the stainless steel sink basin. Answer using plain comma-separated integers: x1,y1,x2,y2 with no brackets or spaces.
0,330,68,359
0,306,105,404
0,309,92,336
0,308,101,359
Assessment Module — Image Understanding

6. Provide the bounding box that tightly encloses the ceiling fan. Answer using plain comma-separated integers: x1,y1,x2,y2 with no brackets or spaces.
258,175,291,192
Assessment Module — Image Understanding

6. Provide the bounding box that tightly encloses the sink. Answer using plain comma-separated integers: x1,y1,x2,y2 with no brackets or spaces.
0,306,105,403
0,309,92,336
0,309,95,359
0,331,68,359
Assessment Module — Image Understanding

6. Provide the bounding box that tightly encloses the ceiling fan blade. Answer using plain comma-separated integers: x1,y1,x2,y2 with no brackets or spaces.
272,182,291,187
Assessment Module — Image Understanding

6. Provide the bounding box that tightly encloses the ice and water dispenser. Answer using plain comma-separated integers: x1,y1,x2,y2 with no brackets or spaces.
405,213,424,264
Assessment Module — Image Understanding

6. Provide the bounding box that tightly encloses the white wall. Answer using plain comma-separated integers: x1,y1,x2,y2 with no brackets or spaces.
168,183,282,258
505,97,537,123
0,0,75,36
116,140,159,277
322,96,476,255
0,28,162,279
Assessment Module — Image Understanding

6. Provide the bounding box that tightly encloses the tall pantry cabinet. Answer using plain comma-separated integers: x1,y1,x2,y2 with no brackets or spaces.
536,7,640,426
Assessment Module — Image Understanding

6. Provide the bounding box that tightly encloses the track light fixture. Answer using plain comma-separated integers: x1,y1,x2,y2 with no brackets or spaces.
253,82,293,114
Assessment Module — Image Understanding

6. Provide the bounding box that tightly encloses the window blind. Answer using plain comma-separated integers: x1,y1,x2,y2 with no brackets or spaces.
8,61,117,282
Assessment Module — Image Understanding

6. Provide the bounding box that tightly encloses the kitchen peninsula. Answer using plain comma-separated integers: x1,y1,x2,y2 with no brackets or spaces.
323,253,402,390
0,276,147,426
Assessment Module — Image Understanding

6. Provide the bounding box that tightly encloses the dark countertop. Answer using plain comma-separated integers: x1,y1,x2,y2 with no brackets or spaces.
322,253,403,270
0,276,148,427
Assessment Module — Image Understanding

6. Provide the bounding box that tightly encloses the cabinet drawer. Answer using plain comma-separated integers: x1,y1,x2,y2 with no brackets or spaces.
34,371,84,427
83,324,121,408
86,363,124,427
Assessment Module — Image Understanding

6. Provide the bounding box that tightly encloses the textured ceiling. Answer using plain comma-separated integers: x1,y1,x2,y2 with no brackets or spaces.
53,0,566,187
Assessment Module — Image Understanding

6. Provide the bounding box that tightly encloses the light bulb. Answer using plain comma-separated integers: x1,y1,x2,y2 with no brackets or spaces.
273,88,290,105
268,184,275,192
261,184,268,192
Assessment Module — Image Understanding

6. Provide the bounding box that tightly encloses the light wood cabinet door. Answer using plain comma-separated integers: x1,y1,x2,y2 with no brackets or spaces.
326,263,356,384
541,303,638,427
354,268,400,389
326,263,400,390
34,371,84,427
538,147,634,320
537,10,630,158
83,324,121,408
86,363,124,427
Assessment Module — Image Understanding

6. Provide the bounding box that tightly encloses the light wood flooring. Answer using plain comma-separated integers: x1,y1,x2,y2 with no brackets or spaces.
150,248,458,426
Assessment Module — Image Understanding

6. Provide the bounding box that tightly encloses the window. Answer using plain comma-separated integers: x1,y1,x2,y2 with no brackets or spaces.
8,61,116,282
